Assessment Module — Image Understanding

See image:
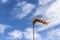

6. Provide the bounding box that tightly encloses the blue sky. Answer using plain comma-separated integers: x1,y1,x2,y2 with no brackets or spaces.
0,0,60,40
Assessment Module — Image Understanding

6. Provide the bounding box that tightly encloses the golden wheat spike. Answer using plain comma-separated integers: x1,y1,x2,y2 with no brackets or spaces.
32,18,49,40
32,18,49,25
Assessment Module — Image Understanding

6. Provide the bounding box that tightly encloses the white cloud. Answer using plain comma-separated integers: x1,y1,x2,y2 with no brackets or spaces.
39,0,60,31
7,30,23,40
33,6,48,17
23,28,42,40
23,28,60,40
6,27,60,40
7,28,42,40
38,0,53,5
47,29,60,37
9,0,60,40
16,3,35,19
0,0,7,4
12,1,35,19
0,24,11,34
33,0,60,32
46,29,60,40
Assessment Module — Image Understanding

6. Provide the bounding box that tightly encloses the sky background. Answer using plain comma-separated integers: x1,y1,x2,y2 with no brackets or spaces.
0,0,60,40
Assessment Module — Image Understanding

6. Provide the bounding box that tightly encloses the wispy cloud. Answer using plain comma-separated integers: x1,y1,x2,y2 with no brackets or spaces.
7,28,42,40
6,27,60,40
16,3,35,19
12,1,35,19
33,0,60,32
8,0,60,40
33,6,48,17
7,30,23,40
38,0,51,5
0,24,11,34
23,28,42,40
0,0,7,4
38,0,55,6
46,28,60,40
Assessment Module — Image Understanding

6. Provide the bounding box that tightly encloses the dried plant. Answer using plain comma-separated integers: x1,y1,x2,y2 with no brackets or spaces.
32,18,49,25
32,18,49,40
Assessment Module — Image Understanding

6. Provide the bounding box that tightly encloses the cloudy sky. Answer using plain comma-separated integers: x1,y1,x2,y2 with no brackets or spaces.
0,0,60,40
